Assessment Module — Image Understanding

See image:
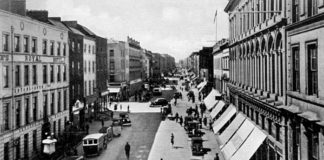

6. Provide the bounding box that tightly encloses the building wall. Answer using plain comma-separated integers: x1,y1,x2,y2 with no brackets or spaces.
83,37,96,106
0,10,69,160
95,36,108,94
107,41,126,83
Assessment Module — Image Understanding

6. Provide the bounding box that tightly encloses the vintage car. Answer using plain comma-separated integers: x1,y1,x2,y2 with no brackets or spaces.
98,126,113,142
83,133,107,157
150,98,169,107
111,118,122,137
190,137,205,156
152,87,162,95
119,113,132,126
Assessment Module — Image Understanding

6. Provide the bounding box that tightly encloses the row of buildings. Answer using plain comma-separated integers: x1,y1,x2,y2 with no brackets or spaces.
182,0,324,159
0,0,175,159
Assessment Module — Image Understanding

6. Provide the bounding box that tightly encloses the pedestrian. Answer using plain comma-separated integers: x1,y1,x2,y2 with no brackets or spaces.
174,99,177,106
111,111,114,119
175,113,179,122
203,117,207,127
114,103,117,111
120,104,123,111
101,119,104,127
171,133,174,147
179,116,183,126
214,153,220,160
125,142,131,160
127,105,130,113
198,94,201,101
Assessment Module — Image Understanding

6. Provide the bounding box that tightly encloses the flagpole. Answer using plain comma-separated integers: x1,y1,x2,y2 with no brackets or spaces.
216,13,217,42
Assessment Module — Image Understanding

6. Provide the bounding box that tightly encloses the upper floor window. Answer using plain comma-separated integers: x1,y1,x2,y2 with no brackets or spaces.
72,41,75,52
2,34,9,52
32,65,37,85
3,66,9,88
63,43,66,56
24,65,29,86
50,41,54,55
308,0,318,17
14,35,20,52
31,38,37,53
57,65,61,82
43,40,47,55
57,42,61,56
15,65,20,87
84,44,87,53
23,36,29,53
307,43,317,95
50,65,54,83
292,0,300,23
292,46,300,91
110,50,114,57
43,65,47,84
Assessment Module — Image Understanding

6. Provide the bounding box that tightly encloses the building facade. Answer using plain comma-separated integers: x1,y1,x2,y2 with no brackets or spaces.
213,39,229,96
0,9,69,160
283,0,324,160
95,36,108,110
225,0,287,159
127,37,143,96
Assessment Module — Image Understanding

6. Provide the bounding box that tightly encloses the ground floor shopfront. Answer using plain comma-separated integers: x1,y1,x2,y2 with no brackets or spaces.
219,83,286,160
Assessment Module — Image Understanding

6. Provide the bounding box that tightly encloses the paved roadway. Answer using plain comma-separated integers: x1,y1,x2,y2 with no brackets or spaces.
81,88,175,160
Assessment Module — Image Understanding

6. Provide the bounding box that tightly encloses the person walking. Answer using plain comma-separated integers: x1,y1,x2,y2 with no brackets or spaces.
127,105,130,113
171,133,174,147
214,153,220,160
125,142,131,160
120,104,123,111
101,119,104,127
179,116,183,126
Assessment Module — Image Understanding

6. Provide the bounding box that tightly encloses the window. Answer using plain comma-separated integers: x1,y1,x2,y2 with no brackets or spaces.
43,65,47,84
15,65,20,87
2,34,9,51
63,65,67,81
43,40,47,54
89,80,91,95
310,132,319,160
33,130,37,151
32,65,37,85
3,66,9,88
58,119,61,135
51,92,54,115
15,137,20,159
25,97,30,125
268,119,273,135
32,96,37,121
24,133,29,158
50,65,54,83
308,0,318,17
292,0,300,22
110,50,114,56
84,61,87,73
88,45,90,53
89,61,91,72
57,42,61,56
63,43,66,56
31,38,37,53
63,90,67,110
14,35,20,52
43,94,48,117
50,41,54,55
3,103,10,131
292,46,300,91
84,44,87,53
23,36,29,53
16,100,21,128
307,44,317,95
93,61,95,73
57,65,61,82
24,65,29,86
57,91,61,112
4,142,9,160
72,41,75,52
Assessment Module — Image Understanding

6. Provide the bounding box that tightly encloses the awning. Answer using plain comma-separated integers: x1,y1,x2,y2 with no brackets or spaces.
221,119,254,159
278,105,301,114
203,89,220,110
316,121,324,127
108,87,120,93
298,111,320,121
198,83,207,92
210,101,226,119
212,105,237,134
101,90,109,96
219,113,246,147
197,81,207,89
230,127,267,160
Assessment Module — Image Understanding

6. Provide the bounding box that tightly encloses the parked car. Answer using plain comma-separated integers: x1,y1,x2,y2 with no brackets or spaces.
150,98,169,107
111,118,122,137
119,113,131,126
152,87,162,95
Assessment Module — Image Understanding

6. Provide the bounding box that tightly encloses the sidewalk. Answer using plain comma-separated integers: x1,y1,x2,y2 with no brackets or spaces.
148,79,225,160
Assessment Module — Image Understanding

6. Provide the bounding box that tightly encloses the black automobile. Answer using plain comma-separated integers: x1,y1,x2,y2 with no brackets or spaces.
150,98,169,107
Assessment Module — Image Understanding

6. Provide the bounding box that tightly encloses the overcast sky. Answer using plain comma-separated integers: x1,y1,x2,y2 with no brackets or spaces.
26,0,229,61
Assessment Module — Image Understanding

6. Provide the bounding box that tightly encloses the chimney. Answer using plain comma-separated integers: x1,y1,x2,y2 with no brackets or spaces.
0,0,26,16
49,17,61,21
63,21,78,28
26,10,49,22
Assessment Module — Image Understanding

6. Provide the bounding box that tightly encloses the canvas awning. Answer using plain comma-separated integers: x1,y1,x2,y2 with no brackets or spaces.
198,83,207,92
203,89,219,110
219,113,246,147
230,127,267,160
197,81,207,89
209,101,226,119
298,111,320,121
212,104,237,134
221,119,254,159
108,87,120,93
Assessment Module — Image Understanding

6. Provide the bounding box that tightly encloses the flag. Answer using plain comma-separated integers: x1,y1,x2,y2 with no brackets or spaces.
213,10,217,23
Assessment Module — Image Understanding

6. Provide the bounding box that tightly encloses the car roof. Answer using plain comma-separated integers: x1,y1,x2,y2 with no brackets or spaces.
155,98,166,101
83,133,104,139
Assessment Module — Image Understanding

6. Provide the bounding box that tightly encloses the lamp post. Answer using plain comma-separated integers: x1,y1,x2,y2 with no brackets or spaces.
42,132,57,160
